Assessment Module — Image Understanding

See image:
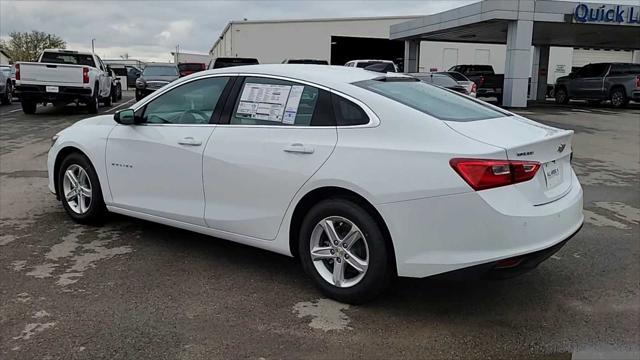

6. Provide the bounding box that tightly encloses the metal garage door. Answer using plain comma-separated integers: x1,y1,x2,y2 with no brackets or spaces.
572,49,633,67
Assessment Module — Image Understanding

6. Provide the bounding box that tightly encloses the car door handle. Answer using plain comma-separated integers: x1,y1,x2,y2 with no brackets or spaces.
178,137,202,146
283,143,314,154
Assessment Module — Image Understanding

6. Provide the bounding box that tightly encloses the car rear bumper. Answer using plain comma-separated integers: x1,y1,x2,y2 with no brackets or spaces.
377,172,583,278
16,85,92,102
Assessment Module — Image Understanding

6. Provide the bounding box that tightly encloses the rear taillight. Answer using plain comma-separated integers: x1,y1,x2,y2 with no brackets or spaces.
479,75,485,87
15,64,20,80
450,158,541,191
82,67,89,84
635,75,640,88
471,82,477,93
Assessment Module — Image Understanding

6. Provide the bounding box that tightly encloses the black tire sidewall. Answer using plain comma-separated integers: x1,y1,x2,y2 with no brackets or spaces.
611,88,627,108
21,100,36,114
88,84,99,114
58,153,105,223
298,198,391,304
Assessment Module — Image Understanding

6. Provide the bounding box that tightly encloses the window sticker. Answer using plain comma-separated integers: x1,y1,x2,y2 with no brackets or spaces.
236,83,292,122
283,85,304,124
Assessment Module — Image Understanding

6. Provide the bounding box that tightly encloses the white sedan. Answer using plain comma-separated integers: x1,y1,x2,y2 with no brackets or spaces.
48,65,584,303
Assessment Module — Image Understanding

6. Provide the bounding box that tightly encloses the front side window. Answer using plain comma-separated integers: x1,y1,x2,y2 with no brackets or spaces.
142,77,229,124
355,78,509,122
230,77,325,126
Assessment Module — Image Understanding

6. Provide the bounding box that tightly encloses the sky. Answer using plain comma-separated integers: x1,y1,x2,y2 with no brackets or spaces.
1,0,638,62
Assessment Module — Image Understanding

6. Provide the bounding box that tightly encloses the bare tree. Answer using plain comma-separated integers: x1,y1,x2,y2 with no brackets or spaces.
0,31,66,62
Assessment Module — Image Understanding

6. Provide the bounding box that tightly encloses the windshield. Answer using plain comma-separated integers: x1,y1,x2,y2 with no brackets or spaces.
179,63,205,71
143,66,178,76
444,72,468,81
213,58,259,69
40,52,95,66
355,79,510,122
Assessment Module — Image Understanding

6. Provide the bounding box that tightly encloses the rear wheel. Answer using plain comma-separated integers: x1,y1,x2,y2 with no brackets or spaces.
87,84,99,114
555,87,570,104
21,100,37,114
298,198,392,304
1,81,12,105
58,152,106,224
610,87,628,108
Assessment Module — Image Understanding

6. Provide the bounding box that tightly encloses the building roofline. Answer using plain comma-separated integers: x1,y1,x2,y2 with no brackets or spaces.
209,14,420,54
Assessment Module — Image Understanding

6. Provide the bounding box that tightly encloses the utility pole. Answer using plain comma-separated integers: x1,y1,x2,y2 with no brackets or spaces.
91,38,96,54
175,44,180,63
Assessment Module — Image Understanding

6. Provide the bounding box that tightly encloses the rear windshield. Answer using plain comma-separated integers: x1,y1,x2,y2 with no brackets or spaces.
41,52,95,67
355,79,509,122
143,66,178,76
444,72,468,81
413,74,458,87
355,61,387,68
286,59,329,65
213,58,259,68
179,63,205,71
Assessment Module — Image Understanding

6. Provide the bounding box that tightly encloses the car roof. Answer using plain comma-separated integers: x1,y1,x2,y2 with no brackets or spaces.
192,64,406,92
144,63,177,67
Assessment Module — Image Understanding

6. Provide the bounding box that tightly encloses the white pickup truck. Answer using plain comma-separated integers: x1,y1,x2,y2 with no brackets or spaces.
15,49,112,114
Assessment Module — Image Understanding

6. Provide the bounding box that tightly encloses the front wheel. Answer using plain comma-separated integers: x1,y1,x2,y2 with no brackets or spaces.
57,152,106,224
298,198,392,304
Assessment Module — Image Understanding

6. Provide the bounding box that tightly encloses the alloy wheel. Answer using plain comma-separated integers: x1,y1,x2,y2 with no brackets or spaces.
62,164,92,214
611,92,624,107
309,216,369,288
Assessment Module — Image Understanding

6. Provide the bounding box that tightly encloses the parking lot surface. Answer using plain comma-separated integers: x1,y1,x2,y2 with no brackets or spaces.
1,95,639,359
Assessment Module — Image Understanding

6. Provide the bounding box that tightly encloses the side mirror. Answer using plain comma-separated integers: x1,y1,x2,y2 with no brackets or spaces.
114,109,137,125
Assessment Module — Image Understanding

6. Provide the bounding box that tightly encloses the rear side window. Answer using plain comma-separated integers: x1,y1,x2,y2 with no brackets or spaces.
332,94,369,126
229,77,332,126
355,79,509,122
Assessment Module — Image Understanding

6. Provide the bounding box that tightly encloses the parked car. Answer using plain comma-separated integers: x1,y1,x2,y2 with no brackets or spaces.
135,63,179,101
126,66,142,88
363,63,397,73
207,57,259,69
345,59,398,72
555,62,640,108
48,65,583,304
109,69,122,103
14,49,112,114
440,71,477,97
448,64,504,101
408,72,472,95
0,65,13,105
178,62,206,77
282,59,329,65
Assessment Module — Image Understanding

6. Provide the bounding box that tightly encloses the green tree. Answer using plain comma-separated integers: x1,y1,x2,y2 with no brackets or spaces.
0,31,66,62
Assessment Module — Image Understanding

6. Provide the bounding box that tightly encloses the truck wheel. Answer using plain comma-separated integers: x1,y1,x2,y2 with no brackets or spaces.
555,87,570,105
1,81,12,105
610,87,628,108
103,91,112,107
87,84,99,114
117,84,122,100
21,100,37,114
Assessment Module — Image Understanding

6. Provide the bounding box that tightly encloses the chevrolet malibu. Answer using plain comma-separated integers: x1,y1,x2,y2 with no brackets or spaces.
48,65,583,303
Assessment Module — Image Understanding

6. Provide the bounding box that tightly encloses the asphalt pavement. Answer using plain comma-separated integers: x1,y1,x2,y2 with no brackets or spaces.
1,94,638,359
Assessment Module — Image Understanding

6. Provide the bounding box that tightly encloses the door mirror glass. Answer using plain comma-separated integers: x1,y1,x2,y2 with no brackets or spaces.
114,109,136,125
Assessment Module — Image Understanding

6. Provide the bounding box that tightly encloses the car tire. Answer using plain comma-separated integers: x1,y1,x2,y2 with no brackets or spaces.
103,90,112,107
610,87,628,108
1,81,12,105
87,84,99,114
298,198,392,304
57,152,106,224
111,86,118,103
21,100,37,114
135,91,143,102
555,87,570,105
117,84,122,101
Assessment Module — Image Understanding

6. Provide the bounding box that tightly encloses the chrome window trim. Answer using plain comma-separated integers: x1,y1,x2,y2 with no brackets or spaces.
131,72,380,128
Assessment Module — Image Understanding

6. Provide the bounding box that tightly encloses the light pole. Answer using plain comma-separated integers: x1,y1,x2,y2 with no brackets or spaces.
91,38,96,54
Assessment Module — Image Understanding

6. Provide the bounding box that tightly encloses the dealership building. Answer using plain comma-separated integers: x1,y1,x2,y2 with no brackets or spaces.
211,0,640,107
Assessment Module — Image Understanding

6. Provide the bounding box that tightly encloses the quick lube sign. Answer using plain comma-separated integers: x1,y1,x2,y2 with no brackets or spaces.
574,3,640,24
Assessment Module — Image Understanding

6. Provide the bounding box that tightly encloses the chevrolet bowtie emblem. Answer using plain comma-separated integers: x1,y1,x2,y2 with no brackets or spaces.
557,143,566,153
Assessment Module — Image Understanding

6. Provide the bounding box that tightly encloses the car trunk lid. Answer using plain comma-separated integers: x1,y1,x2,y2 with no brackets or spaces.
445,116,574,205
